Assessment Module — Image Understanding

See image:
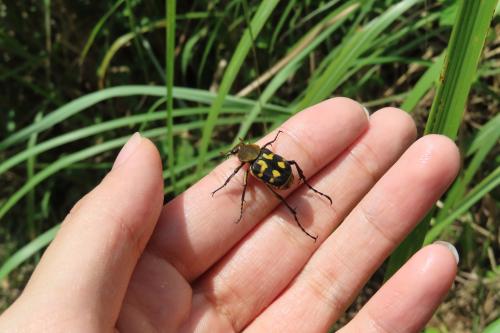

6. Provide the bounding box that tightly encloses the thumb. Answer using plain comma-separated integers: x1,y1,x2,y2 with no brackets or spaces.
1,133,164,331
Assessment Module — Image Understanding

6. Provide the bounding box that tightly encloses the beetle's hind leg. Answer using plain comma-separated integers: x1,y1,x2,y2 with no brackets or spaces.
236,168,250,224
265,184,317,241
211,162,245,196
289,160,333,205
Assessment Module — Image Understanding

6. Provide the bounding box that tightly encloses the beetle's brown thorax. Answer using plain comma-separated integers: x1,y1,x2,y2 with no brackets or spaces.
237,143,260,162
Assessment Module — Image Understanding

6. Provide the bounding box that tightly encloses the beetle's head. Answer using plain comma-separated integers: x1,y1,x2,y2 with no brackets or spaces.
224,139,260,162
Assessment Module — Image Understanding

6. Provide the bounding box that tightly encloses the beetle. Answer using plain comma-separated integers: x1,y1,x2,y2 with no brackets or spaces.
211,130,332,241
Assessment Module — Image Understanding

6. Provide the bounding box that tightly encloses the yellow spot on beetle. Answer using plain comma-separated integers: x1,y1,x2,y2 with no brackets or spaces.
258,173,264,178
272,170,281,178
262,153,274,160
257,160,268,171
269,178,274,183
277,161,286,169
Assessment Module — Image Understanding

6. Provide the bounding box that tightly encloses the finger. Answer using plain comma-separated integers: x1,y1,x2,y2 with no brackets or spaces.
247,135,460,332
0,134,164,331
339,243,458,333
117,250,193,332
148,97,369,281
184,108,417,331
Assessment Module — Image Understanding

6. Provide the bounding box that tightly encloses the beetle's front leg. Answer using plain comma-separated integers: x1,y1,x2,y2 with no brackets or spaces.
211,162,245,196
236,168,250,223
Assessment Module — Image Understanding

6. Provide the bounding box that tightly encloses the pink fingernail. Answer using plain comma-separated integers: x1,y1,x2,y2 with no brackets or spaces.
112,132,142,169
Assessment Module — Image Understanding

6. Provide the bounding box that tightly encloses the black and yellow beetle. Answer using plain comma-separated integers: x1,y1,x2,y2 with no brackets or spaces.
211,130,332,241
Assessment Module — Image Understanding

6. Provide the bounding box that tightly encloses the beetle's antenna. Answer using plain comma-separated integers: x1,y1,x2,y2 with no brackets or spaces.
219,150,232,159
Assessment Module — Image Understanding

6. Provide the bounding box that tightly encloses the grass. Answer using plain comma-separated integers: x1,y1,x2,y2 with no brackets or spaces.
385,0,499,280
0,1,498,331
166,0,177,192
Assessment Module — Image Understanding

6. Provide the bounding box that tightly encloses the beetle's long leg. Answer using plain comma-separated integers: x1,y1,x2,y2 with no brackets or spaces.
236,168,250,224
265,184,317,241
211,162,245,196
262,130,283,149
289,160,333,205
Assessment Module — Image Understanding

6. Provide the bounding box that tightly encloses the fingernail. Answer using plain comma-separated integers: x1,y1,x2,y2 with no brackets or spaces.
434,241,460,264
362,105,370,119
112,132,142,170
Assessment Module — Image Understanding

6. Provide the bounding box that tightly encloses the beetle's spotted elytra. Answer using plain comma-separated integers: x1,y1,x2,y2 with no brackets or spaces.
211,130,332,241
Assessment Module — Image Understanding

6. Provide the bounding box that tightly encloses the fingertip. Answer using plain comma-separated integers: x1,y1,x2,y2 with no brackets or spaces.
341,244,457,333
420,134,460,170
23,133,165,320
293,97,369,148
407,134,461,188
433,241,460,265
319,96,368,121
413,244,458,283
373,107,417,141
107,134,164,201
113,132,142,169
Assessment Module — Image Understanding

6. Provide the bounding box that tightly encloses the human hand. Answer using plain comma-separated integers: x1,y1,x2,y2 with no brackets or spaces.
0,98,460,332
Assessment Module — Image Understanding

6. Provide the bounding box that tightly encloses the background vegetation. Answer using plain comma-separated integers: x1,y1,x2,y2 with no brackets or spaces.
0,0,499,331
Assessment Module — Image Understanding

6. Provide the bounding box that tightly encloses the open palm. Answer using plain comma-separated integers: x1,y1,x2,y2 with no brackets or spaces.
0,98,460,332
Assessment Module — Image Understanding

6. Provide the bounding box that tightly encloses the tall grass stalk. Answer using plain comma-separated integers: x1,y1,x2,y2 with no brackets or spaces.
166,0,177,192
385,0,498,279
195,0,280,177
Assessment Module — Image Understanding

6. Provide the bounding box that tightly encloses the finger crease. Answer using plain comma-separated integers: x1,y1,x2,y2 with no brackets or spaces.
357,204,398,247
197,288,240,332
305,264,350,315
347,141,380,184
363,310,396,333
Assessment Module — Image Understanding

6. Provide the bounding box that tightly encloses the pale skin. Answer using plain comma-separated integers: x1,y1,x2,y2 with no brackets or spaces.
0,98,460,332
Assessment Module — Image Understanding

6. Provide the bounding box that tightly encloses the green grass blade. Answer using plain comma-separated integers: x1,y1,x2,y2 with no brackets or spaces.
26,112,43,238
196,2,241,84
0,129,162,221
295,0,421,111
401,53,445,113
0,85,288,150
139,97,167,132
385,0,498,280
0,107,247,176
424,166,500,244
484,318,500,333
182,28,206,78
0,86,164,149
237,1,360,97
466,114,500,155
79,0,125,65
166,0,177,192
234,1,360,143
0,224,61,281
436,114,500,221
125,0,149,77
424,0,498,138
0,115,273,220
195,0,280,176
96,19,166,88
269,0,296,53
234,61,302,145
